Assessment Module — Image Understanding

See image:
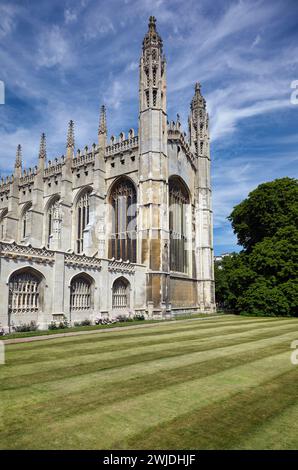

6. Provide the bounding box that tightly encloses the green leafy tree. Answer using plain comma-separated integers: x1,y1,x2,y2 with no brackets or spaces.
215,178,298,316
229,178,298,251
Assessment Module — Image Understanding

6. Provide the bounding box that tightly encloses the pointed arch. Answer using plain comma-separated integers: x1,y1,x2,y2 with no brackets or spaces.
169,175,190,273
20,202,32,240
75,186,92,254
0,208,8,240
69,272,94,311
108,176,137,262
112,276,130,309
45,194,61,248
8,267,45,317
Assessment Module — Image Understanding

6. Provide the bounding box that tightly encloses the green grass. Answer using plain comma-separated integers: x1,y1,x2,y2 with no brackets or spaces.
1,313,220,340
0,315,297,449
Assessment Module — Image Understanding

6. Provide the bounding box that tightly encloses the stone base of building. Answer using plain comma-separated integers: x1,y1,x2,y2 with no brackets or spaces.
0,242,216,333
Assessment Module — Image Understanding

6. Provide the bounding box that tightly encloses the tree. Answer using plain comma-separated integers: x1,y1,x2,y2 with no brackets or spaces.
228,178,298,251
215,178,298,316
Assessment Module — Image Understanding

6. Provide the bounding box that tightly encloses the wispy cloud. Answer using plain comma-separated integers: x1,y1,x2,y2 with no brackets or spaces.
0,0,297,254
36,25,74,68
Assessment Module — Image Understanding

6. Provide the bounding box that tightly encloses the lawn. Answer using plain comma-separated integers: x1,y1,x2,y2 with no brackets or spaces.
0,315,298,449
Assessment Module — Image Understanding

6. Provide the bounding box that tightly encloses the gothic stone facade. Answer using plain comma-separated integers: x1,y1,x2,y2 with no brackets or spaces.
0,17,215,332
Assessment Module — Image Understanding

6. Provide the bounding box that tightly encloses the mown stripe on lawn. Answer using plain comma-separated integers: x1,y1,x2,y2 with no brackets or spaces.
2,327,297,409
238,401,298,450
6,317,296,366
1,336,291,424
1,320,297,386
1,322,294,378
123,368,298,450
1,350,294,449
5,316,290,353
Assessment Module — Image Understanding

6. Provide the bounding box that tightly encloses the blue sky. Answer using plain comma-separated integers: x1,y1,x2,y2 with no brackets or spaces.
0,0,297,255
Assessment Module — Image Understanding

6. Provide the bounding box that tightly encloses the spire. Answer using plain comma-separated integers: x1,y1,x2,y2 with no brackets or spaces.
191,82,206,112
66,120,75,159
39,133,47,160
142,16,163,53
98,105,107,135
66,120,75,149
15,144,22,168
14,144,22,178
140,16,166,112
189,82,208,156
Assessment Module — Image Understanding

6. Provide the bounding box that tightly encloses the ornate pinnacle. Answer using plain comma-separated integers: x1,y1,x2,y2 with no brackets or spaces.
195,82,201,93
39,133,46,159
148,16,157,31
66,120,75,149
98,105,107,135
15,144,22,168
191,82,206,111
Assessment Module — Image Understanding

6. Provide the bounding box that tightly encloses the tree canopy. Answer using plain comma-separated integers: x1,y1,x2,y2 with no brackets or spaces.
215,178,298,317
229,177,298,251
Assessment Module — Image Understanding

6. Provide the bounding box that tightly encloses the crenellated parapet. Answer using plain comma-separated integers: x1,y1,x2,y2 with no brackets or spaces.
44,156,65,177
19,167,38,187
106,132,138,157
0,175,13,195
72,145,97,168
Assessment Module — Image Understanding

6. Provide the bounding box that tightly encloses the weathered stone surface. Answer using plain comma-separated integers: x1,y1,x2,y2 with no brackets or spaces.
0,17,215,332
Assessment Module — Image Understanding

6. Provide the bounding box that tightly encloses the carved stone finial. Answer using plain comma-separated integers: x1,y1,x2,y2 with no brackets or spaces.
66,120,75,149
15,144,22,168
148,16,157,31
39,133,47,159
195,82,201,93
98,105,107,135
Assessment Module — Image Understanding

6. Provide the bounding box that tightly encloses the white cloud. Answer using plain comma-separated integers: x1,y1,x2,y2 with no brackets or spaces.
37,25,73,68
0,4,16,38
64,8,77,24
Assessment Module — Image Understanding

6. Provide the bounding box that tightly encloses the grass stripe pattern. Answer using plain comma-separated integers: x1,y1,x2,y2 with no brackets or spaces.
0,315,297,449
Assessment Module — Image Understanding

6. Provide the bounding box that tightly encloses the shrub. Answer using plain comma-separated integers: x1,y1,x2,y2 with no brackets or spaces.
116,315,133,322
13,321,38,332
74,319,92,327
48,316,69,330
134,313,145,321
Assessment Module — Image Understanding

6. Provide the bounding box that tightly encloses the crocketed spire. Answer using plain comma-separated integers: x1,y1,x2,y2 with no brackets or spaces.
15,144,22,168
98,105,107,135
66,120,75,149
142,16,163,53
39,133,47,159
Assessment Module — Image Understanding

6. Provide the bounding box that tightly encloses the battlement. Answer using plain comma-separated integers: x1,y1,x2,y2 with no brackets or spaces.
0,175,13,193
44,156,65,177
73,144,97,168
19,167,37,186
106,131,138,157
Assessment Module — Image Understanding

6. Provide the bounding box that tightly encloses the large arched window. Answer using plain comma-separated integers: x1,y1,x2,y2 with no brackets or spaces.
47,196,61,248
112,277,130,309
76,188,91,254
169,177,189,273
109,178,137,262
70,274,92,311
0,208,8,240
8,269,42,314
21,203,32,240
